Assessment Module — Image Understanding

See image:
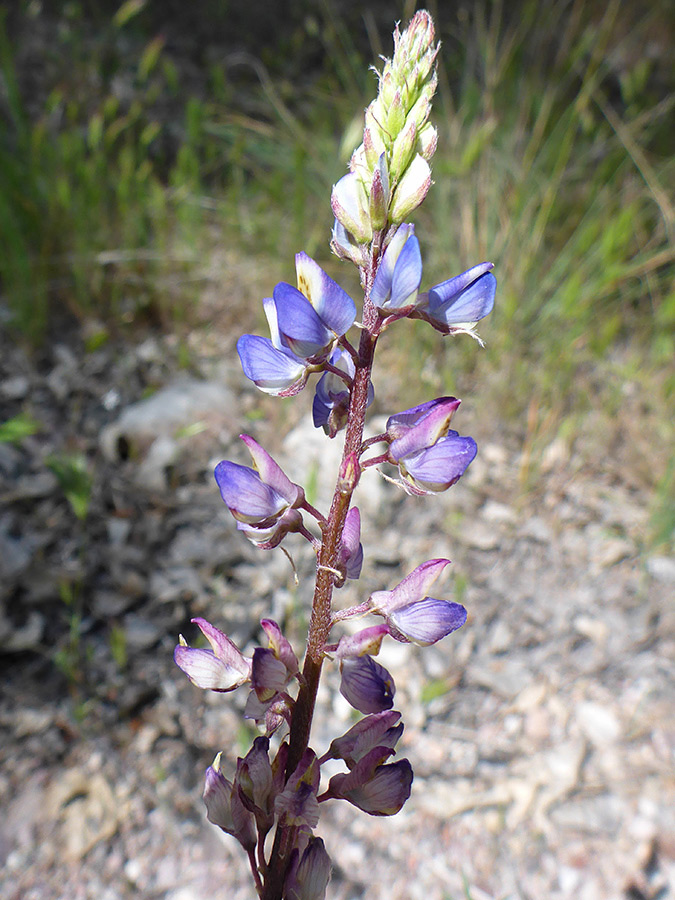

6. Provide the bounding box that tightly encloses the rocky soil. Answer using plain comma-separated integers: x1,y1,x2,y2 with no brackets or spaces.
1,322,673,900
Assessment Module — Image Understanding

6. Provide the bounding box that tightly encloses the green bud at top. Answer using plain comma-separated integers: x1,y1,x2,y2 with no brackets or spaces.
332,11,439,257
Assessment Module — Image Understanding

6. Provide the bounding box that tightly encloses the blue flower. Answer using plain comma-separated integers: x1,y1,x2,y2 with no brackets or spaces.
412,261,496,338
313,347,374,437
385,397,476,494
369,559,467,646
370,223,422,311
237,253,356,396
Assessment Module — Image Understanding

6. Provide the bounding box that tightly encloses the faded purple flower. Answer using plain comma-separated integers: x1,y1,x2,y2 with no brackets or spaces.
174,618,251,692
369,559,467,645
326,710,403,768
203,752,256,851
275,749,321,828
326,746,413,816
284,836,332,900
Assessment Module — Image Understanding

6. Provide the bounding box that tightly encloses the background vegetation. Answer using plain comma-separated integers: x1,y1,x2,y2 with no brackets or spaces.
1,0,673,539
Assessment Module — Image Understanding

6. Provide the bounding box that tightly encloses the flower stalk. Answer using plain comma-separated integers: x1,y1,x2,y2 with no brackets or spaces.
173,11,496,899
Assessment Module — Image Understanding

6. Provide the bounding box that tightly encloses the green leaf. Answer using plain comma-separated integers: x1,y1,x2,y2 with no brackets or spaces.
0,413,41,443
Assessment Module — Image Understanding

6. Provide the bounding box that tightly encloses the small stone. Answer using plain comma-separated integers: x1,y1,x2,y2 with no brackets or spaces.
1,375,30,399
576,702,621,745
647,556,675,583
589,536,633,569
520,516,554,543
461,521,501,550
481,500,517,524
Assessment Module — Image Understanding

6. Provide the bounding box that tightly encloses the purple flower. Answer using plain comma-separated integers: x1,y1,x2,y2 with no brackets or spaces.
236,736,275,833
386,396,461,456
385,397,476,494
339,655,395,714
203,752,256,850
326,710,404,768
237,333,309,396
334,624,389,659
251,647,291,702
237,253,356,395
313,347,365,437
260,618,300,677
326,746,413,816
284,836,332,900
370,223,422,311
275,749,321,828
214,435,304,547
412,261,496,338
369,559,467,646
336,506,364,582
174,617,251,691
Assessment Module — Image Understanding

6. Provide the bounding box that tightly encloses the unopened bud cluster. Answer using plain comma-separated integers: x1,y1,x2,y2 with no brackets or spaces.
331,10,439,265
174,12,496,899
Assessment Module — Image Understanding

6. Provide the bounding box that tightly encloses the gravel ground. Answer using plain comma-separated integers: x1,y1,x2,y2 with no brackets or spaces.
1,322,673,900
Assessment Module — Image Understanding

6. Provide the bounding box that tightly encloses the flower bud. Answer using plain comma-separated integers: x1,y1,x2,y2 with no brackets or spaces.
389,154,432,223
331,172,372,243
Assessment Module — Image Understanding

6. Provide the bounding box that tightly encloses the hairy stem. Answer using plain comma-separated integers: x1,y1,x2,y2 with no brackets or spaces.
262,260,382,900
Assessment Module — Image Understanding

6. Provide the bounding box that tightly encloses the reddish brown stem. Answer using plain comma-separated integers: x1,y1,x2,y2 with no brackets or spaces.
261,257,382,900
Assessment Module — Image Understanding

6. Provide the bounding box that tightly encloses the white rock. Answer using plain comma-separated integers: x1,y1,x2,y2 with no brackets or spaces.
576,702,621,745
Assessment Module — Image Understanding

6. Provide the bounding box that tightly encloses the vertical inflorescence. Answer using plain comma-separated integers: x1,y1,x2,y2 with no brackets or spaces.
174,11,496,899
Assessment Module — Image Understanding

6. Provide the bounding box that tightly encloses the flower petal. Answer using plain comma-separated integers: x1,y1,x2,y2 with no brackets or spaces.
272,284,333,359
214,460,286,523
236,334,307,395
339,656,395,714
239,435,301,506
400,432,477,492
369,558,451,614
388,598,467,645
295,252,356,336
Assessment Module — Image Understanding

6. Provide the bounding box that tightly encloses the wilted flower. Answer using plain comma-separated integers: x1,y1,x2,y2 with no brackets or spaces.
174,618,251,692
203,752,256,850
325,746,413,816
236,736,275,834
412,261,496,339
339,655,395,714
284,836,332,900
275,749,321,828
214,435,304,547
369,559,467,645
325,710,404,768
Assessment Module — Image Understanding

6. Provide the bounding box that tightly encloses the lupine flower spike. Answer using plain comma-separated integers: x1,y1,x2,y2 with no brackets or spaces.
175,12,495,899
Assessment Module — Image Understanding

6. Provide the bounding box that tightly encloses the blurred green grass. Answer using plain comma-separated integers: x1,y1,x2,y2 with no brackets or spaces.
1,0,673,520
